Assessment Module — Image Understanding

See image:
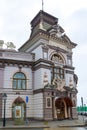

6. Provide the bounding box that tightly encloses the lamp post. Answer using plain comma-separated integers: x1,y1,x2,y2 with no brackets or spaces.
2,93,7,127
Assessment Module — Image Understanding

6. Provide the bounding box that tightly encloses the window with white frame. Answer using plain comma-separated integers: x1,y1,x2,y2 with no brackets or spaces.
13,72,26,90
43,51,48,59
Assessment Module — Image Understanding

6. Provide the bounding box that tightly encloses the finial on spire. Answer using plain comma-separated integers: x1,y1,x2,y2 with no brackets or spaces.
42,0,44,11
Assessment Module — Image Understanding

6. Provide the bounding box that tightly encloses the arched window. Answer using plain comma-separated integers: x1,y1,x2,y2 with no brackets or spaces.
51,54,64,65
13,72,26,90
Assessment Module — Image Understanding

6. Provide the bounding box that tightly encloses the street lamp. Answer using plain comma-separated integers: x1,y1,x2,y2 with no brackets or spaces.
2,93,7,127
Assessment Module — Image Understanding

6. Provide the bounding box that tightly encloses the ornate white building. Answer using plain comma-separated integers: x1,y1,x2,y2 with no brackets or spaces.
0,10,78,123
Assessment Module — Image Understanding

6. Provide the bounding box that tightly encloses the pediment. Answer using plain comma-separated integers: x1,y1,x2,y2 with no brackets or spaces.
48,24,71,43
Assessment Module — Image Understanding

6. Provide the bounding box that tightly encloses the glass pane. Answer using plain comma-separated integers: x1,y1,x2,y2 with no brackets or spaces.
22,80,26,89
13,80,17,89
60,69,63,74
47,98,51,107
61,75,63,79
54,68,57,73
19,73,25,79
57,74,60,79
14,72,25,79
18,80,21,89
54,74,56,78
57,68,59,73
18,73,22,78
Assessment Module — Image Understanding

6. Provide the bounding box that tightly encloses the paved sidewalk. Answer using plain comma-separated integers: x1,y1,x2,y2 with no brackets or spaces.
0,115,87,128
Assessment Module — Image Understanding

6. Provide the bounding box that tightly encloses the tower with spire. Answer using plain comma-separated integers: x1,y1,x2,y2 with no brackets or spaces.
19,10,78,120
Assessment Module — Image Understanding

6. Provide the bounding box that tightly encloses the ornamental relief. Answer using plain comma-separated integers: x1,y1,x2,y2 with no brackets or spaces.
43,72,49,87
52,77,66,91
50,52,66,66
51,54,64,64
44,74,66,92
49,40,66,50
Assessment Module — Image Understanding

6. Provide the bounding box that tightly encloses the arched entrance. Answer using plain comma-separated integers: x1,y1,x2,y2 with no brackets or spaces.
55,97,73,119
12,96,26,125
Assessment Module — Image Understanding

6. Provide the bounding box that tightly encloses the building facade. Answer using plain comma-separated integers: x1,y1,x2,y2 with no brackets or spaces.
0,10,78,121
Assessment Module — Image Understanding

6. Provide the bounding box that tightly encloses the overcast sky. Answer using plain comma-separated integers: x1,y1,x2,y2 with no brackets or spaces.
0,0,87,106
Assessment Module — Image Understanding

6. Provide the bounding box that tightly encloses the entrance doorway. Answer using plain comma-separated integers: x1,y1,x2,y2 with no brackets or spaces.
12,96,26,124
55,97,73,119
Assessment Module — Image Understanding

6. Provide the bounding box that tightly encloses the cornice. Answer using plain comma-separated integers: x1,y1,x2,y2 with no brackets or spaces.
19,29,76,52
0,58,54,70
33,64,52,71
0,58,34,67
34,58,54,66
33,59,54,71
65,70,74,74
48,44,68,54
33,88,44,94
63,65,75,70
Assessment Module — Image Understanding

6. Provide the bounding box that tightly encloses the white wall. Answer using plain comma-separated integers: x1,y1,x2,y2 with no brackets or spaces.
32,45,43,61
33,93,43,119
34,68,51,90
34,69,42,89
24,95,34,118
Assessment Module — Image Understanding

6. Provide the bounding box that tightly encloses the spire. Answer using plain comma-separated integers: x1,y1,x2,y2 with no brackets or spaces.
42,0,44,11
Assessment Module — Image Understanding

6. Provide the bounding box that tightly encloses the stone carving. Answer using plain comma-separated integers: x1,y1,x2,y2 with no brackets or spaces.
44,76,66,91
52,77,65,91
5,42,16,49
69,77,73,88
43,72,48,86
51,54,63,64
49,24,65,39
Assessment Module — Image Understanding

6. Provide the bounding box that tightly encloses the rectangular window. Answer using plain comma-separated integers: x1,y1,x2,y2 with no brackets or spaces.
51,67,64,82
43,51,48,59
46,97,52,108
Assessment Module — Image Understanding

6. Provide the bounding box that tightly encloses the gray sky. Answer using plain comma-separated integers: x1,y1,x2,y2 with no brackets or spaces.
0,0,87,106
